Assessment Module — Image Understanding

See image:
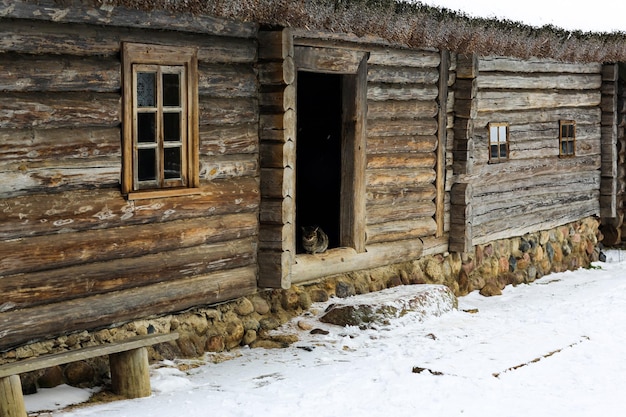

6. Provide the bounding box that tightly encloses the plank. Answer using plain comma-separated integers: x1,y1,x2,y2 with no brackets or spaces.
0,265,256,351
295,46,365,74
0,333,178,378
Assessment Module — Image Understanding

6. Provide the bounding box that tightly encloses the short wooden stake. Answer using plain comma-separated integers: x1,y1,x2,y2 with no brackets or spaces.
109,347,151,398
0,375,27,417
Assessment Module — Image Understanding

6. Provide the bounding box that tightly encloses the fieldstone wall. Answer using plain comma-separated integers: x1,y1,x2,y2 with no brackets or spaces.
1,217,602,393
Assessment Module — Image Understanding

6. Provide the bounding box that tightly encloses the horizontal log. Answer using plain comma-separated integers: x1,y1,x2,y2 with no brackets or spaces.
0,177,259,240
0,0,257,39
200,123,258,156
260,140,296,169
260,166,295,199
478,56,601,74
198,63,257,98
476,90,601,112
366,218,437,244
367,65,439,84
0,127,119,164
366,153,436,170
366,200,435,224
454,78,477,100
366,135,438,154
258,58,295,85
259,109,296,141
260,196,294,225
290,239,424,284
295,46,365,74
0,19,256,63
367,118,437,137
0,265,257,351
471,199,599,245
368,49,440,68
0,92,120,129
258,29,294,61
259,84,296,113
199,97,258,125
0,237,256,312
366,168,436,189
477,73,602,90
366,184,436,207
474,107,601,126
0,53,119,92
199,154,258,181
367,83,439,101
0,212,258,276
367,99,438,120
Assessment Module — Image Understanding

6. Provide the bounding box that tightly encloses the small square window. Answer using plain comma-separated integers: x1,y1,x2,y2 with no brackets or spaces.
559,120,576,157
488,122,509,163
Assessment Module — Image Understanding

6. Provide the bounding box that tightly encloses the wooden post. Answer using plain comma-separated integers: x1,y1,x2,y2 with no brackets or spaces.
109,347,151,398
0,375,27,417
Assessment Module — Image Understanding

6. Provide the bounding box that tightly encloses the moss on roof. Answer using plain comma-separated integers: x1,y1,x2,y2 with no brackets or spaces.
49,0,626,62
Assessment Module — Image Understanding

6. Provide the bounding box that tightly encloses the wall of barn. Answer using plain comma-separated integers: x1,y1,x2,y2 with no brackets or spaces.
451,55,602,252
0,16,260,351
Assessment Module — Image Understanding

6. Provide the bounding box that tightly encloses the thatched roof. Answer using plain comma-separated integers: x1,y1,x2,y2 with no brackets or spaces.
29,0,626,62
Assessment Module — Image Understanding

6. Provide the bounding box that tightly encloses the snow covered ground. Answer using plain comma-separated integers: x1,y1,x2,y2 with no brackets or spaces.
26,250,626,417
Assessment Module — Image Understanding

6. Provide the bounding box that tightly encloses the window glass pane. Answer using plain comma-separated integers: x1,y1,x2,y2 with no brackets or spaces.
137,112,156,143
499,126,507,144
164,146,182,179
500,144,507,158
567,141,574,155
490,125,499,144
568,125,575,138
163,73,181,107
163,112,181,142
137,72,156,107
561,141,568,155
138,148,156,181
491,144,499,159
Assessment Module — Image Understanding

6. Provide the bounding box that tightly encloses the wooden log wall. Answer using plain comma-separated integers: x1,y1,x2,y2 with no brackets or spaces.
0,14,260,351
451,55,602,251
365,48,443,247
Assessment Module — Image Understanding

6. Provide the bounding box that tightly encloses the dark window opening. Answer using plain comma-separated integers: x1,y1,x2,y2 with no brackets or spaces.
296,71,343,254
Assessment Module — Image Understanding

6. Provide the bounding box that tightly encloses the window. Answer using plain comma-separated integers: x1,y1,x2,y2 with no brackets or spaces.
122,43,199,198
559,120,576,157
488,122,509,163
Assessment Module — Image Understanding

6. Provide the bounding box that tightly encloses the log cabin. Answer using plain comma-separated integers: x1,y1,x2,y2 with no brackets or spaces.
1,0,625,354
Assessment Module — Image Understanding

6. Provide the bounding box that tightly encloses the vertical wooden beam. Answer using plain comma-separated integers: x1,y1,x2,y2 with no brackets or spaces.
341,53,368,253
0,375,26,417
435,50,449,238
109,347,151,398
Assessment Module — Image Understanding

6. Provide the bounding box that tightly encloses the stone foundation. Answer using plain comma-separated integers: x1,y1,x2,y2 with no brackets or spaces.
1,217,602,392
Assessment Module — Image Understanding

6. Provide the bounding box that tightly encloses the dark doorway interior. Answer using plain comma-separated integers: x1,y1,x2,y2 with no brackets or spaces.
296,71,342,253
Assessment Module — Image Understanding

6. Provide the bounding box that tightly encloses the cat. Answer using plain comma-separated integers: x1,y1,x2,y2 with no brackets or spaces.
301,225,329,254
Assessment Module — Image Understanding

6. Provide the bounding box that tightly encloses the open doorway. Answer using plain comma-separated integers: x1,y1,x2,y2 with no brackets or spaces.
296,71,342,253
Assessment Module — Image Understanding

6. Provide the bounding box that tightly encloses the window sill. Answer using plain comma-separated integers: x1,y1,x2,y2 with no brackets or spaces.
126,187,202,201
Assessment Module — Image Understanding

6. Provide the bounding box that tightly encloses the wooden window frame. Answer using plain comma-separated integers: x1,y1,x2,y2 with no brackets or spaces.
122,43,199,200
488,122,509,163
559,120,576,158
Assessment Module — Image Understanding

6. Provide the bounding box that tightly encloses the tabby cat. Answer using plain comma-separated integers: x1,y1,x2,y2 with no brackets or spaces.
301,226,329,254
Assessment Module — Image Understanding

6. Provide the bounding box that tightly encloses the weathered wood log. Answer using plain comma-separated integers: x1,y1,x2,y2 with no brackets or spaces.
290,238,424,285
366,200,435,224
295,46,365,74
475,107,601,126
258,249,293,289
367,65,439,84
366,153,436,169
199,97,258,125
258,29,294,61
367,83,439,101
366,218,437,244
0,375,25,417
109,348,151,398
0,19,256,63
260,141,296,169
366,184,436,207
367,99,438,120
0,212,257,276
476,73,602,90
259,109,296,141
200,123,258,156
0,237,256,311
0,53,119,92
478,57,601,74
476,90,601,112
366,168,436,188
367,135,438,154
0,92,120,129
0,0,257,38
260,167,295,199
258,59,296,85
368,49,440,68
0,177,259,240
259,196,294,225
0,266,257,351
367,118,437,137
198,63,257,98
200,154,258,181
